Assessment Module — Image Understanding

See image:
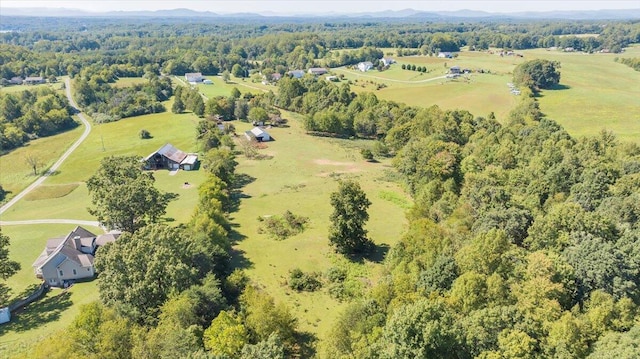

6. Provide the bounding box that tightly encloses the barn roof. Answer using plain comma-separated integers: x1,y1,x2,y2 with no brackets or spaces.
145,143,188,163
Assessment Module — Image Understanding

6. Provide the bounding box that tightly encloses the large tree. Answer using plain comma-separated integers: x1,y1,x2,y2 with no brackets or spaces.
328,180,373,255
0,229,20,306
94,223,200,323
513,59,561,91
86,156,174,233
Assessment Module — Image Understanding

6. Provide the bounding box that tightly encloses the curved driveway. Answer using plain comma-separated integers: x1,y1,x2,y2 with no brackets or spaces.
0,78,92,217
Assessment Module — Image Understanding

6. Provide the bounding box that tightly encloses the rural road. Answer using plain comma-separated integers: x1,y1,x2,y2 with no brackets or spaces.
335,67,449,84
0,78,92,216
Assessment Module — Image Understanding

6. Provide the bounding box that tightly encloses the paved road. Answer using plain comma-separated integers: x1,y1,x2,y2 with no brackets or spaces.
0,219,100,227
0,78,92,216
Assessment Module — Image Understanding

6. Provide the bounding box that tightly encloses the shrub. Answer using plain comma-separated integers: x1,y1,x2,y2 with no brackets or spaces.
361,148,374,161
257,210,309,240
139,129,151,139
288,268,322,292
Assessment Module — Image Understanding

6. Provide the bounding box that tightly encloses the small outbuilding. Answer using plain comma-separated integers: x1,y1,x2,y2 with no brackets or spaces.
245,127,271,142
24,77,45,85
185,72,204,83
308,67,328,76
0,307,9,325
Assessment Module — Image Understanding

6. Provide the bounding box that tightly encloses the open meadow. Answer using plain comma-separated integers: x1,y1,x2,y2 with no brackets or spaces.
524,45,640,143
230,114,411,341
333,46,639,143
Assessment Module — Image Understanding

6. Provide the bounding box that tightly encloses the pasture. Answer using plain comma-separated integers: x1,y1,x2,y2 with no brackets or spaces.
0,106,205,223
523,46,640,143
230,114,410,340
333,46,640,142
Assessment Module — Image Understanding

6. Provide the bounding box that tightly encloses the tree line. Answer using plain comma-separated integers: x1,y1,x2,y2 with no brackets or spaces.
0,86,77,151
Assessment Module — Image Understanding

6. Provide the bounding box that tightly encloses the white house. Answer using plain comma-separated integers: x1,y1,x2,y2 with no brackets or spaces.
437,52,454,58
357,61,374,72
380,57,395,66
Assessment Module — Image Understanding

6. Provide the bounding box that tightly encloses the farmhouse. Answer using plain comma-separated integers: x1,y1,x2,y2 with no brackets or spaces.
245,127,271,142
308,67,328,76
32,226,119,287
380,57,395,66
9,76,23,85
449,66,461,74
438,52,454,58
287,70,305,79
24,76,45,85
357,61,374,72
185,72,204,83
143,143,199,171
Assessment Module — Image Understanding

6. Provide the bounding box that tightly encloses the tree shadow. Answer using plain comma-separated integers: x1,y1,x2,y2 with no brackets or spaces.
294,331,317,359
548,83,571,90
0,291,72,334
232,173,256,189
228,246,253,270
345,243,390,264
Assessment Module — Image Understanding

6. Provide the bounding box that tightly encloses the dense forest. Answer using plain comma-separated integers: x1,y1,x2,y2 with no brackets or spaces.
1,15,640,359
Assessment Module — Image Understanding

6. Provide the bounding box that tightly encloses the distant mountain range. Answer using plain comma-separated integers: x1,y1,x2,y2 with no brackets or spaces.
2,7,639,20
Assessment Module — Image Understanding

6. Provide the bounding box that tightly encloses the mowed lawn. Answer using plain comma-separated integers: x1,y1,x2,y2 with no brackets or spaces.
230,113,410,340
523,46,640,143
0,224,101,359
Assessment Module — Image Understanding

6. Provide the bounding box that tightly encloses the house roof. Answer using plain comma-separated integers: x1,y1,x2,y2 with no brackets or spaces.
33,226,107,271
24,76,44,81
182,154,198,166
359,62,373,67
145,143,188,164
250,127,268,137
96,233,120,247
308,67,328,74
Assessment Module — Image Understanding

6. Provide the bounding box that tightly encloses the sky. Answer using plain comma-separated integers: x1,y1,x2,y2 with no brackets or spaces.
2,0,638,15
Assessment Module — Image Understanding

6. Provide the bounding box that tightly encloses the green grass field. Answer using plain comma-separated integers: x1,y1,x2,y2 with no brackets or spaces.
333,47,639,143
230,113,410,340
0,79,66,94
524,46,640,143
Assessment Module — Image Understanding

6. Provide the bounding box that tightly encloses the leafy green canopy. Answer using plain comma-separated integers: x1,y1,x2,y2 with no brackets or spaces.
513,59,561,91
86,155,174,233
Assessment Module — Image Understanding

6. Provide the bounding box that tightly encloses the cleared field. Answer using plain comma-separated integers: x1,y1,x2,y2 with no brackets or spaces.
0,107,204,223
0,224,102,359
230,113,410,340
0,126,84,201
336,49,524,121
0,80,65,94
112,77,148,88
523,46,640,143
